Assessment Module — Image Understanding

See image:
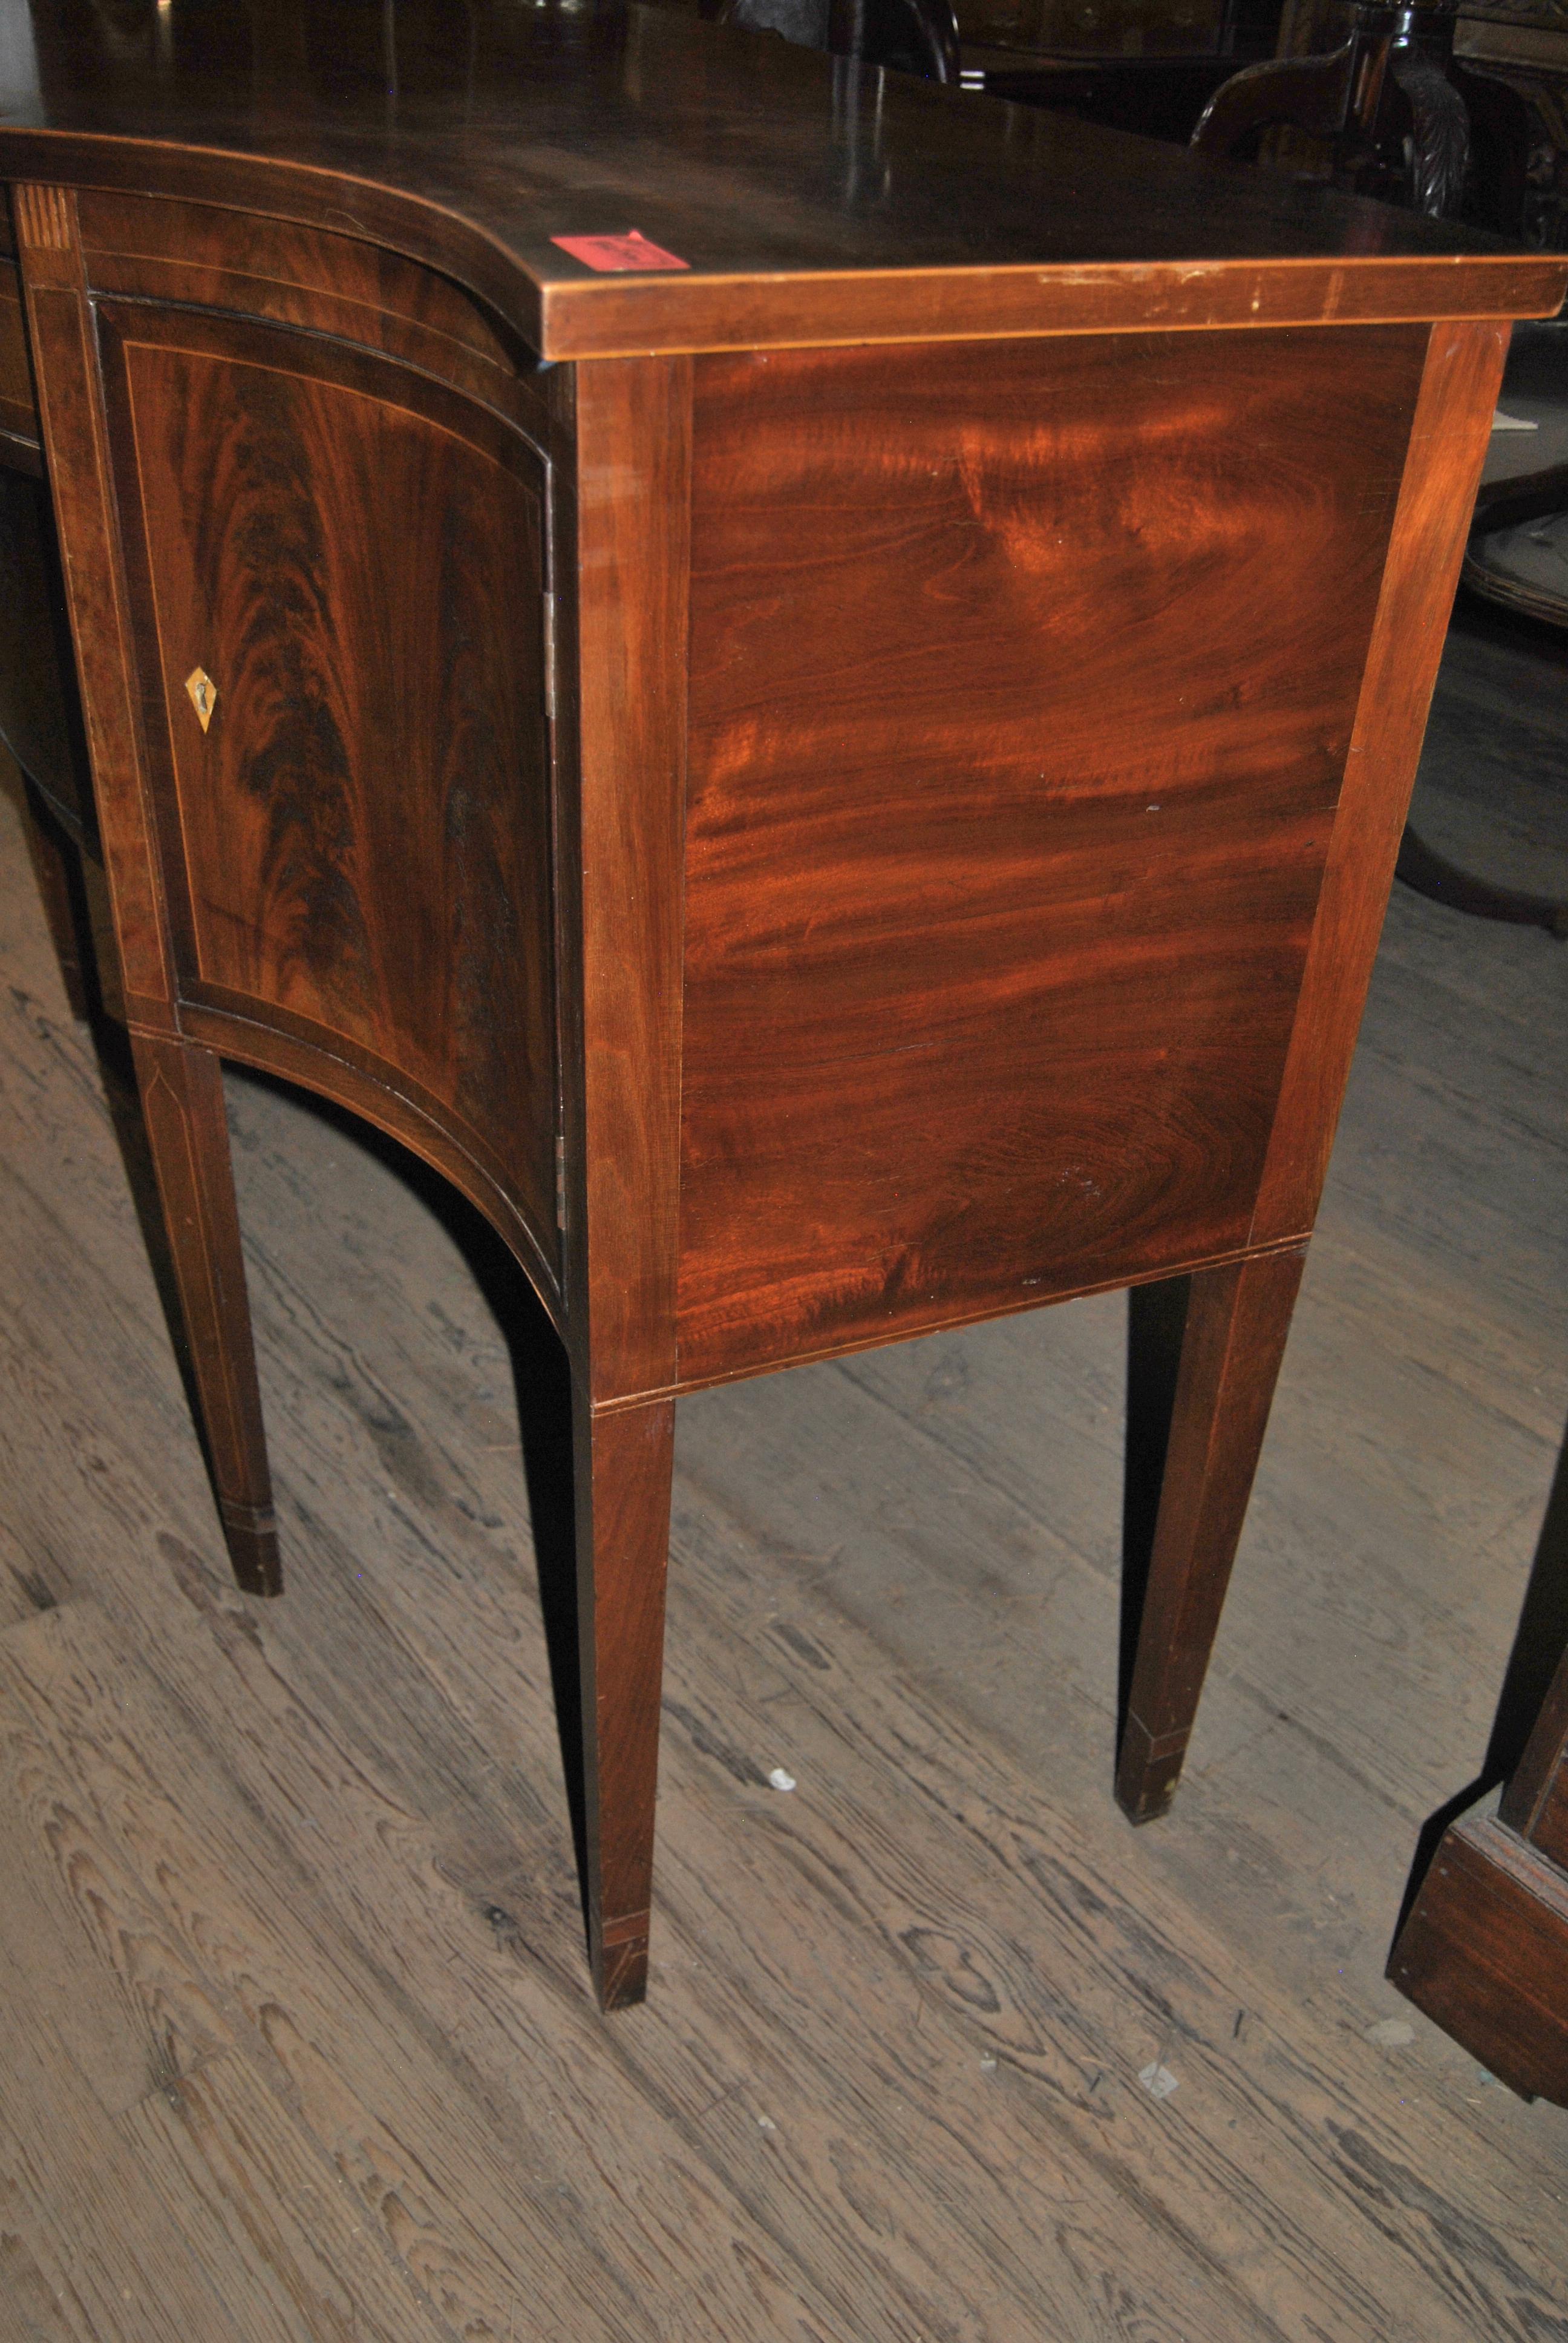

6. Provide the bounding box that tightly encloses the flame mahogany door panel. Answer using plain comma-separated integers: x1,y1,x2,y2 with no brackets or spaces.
677,325,1428,1383
95,301,562,1302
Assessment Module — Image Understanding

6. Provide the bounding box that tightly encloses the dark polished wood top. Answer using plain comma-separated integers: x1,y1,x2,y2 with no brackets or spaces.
0,0,1562,355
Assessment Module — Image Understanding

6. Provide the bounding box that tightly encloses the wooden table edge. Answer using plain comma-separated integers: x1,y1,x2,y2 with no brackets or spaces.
0,128,1562,362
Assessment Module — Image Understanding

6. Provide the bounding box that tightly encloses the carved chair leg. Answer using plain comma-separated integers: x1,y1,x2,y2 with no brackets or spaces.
129,1031,280,1596
574,1391,675,2012
19,778,91,1021
1116,1246,1306,1824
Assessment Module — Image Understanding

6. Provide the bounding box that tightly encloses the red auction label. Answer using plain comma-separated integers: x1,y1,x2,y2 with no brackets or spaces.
550,231,690,273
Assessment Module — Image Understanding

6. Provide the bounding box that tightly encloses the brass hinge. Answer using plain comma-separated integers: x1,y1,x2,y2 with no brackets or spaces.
555,1133,567,1228
543,592,557,725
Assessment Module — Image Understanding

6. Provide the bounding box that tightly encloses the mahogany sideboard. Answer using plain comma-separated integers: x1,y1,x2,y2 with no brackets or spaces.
0,0,1562,2011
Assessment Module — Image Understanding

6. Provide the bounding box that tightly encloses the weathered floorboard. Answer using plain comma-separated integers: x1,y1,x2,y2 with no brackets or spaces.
1,594,1566,2343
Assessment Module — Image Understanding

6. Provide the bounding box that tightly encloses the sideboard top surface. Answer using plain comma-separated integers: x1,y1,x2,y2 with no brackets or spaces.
0,0,1562,355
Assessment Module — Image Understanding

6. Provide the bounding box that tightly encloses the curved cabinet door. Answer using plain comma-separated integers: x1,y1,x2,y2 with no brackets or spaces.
97,303,561,1299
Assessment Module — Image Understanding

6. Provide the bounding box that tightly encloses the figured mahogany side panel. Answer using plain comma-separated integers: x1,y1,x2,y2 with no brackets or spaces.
573,1392,676,2011
96,304,561,1295
678,327,1423,1383
1116,1245,1305,1823
1249,319,1511,1245
570,357,691,1403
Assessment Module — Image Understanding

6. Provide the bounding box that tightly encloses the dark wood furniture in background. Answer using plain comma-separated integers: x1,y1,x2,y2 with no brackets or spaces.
1,0,1561,2012
1453,1,1568,246
1191,0,1472,215
1392,1649,1568,2104
716,0,962,79
1391,1432,1568,2104
955,0,1568,255
953,0,1290,137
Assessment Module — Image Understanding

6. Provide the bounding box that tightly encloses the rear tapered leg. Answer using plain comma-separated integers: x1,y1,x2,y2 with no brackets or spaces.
130,1031,280,1596
574,1391,675,2011
1117,1246,1306,1824
20,779,91,1021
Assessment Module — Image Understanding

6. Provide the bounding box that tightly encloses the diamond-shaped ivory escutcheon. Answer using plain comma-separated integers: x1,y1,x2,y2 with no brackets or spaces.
185,666,217,732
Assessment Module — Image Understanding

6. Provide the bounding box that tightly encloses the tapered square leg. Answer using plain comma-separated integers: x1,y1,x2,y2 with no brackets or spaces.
130,1031,280,1596
20,779,91,1021
1117,1246,1306,1824
573,1391,675,2013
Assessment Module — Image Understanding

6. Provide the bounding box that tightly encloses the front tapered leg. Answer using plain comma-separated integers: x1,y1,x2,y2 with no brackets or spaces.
575,1392,675,2011
1117,1247,1306,1824
130,1031,280,1596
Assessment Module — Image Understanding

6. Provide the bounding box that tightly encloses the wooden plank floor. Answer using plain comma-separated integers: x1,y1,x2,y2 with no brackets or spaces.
2,593,1566,2341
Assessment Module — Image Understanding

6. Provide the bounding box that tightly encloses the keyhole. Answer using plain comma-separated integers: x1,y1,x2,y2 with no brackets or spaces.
185,666,217,733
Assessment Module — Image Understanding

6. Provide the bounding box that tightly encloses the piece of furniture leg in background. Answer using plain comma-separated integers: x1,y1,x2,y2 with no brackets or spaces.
1390,1433,1568,2105
1390,1657,1568,2105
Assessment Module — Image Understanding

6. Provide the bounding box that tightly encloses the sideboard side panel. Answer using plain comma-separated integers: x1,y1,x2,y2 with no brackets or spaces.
678,325,1425,1381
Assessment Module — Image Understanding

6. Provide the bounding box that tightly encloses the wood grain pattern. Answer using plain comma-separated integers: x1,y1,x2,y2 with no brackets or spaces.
0,2,1561,373
569,356,691,1403
1250,318,1512,1244
76,191,552,445
0,1699,460,2343
4,752,1567,2332
97,303,561,1296
3,0,1561,2030
535,253,1568,361
0,1,1556,375
678,326,1421,1383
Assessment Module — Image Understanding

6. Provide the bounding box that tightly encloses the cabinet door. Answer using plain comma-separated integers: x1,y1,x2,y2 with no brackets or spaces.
97,304,560,1288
